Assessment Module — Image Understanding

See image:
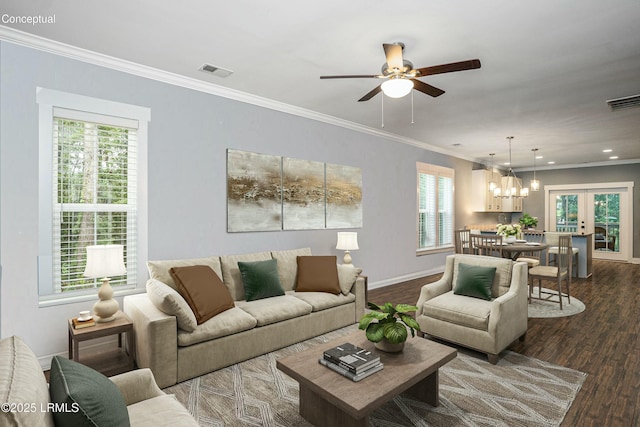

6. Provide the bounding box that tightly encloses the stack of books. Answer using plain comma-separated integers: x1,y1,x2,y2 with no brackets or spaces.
319,342,383,382
72,317,96,329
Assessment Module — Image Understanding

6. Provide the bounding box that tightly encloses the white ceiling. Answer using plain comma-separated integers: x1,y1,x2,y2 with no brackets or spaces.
2,0,640,169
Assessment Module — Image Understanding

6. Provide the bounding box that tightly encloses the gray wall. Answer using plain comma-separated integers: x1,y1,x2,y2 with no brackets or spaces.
0,42,487,361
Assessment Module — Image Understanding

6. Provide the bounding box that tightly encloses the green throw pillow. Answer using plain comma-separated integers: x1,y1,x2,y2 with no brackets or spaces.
49,356,130,427
453,263,497,301
238,259,285,301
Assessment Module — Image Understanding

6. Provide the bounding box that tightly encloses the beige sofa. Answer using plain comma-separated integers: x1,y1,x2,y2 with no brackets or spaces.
415,254,528,364
124,248,366,388
0,335,198,427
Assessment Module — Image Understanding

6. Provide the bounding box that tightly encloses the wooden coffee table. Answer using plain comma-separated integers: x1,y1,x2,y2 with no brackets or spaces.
276,330,456,427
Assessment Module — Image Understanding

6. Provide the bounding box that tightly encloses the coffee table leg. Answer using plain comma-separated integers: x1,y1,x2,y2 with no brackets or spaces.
299,385,368,427
405,370,440,407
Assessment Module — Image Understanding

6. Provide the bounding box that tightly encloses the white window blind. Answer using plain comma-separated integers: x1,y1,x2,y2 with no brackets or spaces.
417,162,454,252
52,108,137,293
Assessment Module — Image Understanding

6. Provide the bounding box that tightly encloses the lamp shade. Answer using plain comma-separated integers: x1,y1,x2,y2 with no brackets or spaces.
381,78,413,98
336,232,359,251
83,245,126,278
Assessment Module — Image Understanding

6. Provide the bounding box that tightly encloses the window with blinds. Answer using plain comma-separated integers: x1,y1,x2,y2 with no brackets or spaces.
417,162,454,253
52,109,137,293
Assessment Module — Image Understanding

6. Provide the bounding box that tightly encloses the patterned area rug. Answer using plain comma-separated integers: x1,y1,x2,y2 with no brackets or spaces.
165,325,586,427
528,287,586,318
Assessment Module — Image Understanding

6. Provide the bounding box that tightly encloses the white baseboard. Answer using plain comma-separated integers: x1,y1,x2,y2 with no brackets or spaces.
368,265,445,290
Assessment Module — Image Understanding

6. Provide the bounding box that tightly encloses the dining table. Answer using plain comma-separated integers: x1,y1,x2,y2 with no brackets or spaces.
499,241,549,261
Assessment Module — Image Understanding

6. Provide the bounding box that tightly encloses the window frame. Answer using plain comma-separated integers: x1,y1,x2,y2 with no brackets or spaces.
37,88,150,306
416,162,455,255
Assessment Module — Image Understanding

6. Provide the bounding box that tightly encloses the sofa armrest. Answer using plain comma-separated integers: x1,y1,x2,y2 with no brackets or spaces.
416,256,454,317
487,261,528,336
352,276,366,322
110,368,164,406
123,294,178,389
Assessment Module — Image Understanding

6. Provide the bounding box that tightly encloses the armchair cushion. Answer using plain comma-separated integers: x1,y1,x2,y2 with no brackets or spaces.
423,293,493,331
453,263,496,300
49,355,130,427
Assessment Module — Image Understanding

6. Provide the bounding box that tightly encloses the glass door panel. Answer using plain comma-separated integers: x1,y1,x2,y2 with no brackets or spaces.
554,194,580,233
592,193,619,253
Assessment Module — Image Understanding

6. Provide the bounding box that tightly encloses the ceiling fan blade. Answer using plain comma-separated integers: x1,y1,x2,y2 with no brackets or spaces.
358,85,382,102
383,43,404,71
412,79,445,97
416,59,481,76
320,74,381,79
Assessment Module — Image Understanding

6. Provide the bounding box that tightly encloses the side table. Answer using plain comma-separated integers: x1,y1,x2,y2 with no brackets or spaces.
67,310,135,376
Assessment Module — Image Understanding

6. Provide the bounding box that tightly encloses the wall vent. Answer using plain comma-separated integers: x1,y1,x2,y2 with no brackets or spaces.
606,94,640,111
198,64,233,78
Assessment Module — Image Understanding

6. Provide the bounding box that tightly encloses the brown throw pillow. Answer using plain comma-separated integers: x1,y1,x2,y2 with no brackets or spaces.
169,265,235,324
295,256,341,294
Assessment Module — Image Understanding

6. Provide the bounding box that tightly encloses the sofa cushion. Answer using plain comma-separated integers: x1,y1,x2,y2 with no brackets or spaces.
147,256,222,291
220,251,273,300
271,247,312,291
422,292,494,331
295,256,341,294
238,259,286,301
49,355,130,427
453,263,496,301
291,290,356,311
170,265,235,324
236,295,313,326
337,264,363,295
177,307,258,347
0,336,55,427
452,254,513,297
127,394,199,427
146,279,197,332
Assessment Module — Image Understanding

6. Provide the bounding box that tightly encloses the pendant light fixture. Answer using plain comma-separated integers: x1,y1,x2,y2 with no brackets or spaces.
530,148,540,191
501,136,528,199
488,153,498,194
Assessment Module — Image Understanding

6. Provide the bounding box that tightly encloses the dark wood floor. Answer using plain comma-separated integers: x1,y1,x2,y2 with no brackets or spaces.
368,259,639,427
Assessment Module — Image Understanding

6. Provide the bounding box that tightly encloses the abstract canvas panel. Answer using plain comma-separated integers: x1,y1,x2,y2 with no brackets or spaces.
227,149,282,232
326,163,363,228
282,158,325,230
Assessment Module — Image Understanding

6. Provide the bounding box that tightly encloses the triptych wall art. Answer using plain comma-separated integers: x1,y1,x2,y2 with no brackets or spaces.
227,149,362,232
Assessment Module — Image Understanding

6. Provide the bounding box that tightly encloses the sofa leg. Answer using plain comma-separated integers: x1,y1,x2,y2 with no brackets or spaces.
487,353,499,365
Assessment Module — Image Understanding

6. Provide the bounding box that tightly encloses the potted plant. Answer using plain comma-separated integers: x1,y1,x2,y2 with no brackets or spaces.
519,213,538,229
358,302,421,353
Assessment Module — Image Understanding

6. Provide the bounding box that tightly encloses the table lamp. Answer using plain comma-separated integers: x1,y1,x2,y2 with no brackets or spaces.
83,244,126,323
336,232,359,265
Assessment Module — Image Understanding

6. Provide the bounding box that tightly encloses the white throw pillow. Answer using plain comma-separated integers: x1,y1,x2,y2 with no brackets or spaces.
146,279,197,332
337,264,363,296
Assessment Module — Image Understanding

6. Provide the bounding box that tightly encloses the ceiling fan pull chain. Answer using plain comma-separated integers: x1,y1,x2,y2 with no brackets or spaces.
381,94,385,128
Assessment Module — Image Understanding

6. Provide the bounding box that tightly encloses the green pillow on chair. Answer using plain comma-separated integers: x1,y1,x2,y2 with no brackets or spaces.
238,259,285,301
453,263,497,300
49,355,130,427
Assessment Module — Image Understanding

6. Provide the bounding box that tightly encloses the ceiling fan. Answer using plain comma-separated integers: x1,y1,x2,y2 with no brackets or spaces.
320,42,481,102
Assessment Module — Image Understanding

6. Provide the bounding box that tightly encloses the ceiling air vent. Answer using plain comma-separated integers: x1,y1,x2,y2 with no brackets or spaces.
198,64,233,78
606,94,640,111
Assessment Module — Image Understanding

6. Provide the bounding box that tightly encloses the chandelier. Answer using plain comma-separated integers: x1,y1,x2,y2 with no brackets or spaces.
530,148,540,191
500,136,528,199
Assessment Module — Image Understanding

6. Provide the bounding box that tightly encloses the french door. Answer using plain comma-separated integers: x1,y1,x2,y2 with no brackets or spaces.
546,182,633,262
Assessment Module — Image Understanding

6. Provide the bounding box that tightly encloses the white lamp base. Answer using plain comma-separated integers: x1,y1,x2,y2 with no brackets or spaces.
93,278,119,323
342,250,352,265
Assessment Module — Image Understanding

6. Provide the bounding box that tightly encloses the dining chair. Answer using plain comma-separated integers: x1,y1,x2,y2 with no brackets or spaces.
545,231,579,274
516,230,545,268
470,234,503,257
529,235,572,309
454,229,472,254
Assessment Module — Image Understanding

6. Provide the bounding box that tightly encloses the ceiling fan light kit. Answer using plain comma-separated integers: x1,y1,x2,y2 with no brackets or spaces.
381,77,414,98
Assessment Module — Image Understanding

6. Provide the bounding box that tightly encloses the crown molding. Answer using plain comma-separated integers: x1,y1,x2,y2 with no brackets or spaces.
0,25,480,163
514,158,640,172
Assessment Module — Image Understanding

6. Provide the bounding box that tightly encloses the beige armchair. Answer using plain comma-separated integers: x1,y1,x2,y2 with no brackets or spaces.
415,254,528,364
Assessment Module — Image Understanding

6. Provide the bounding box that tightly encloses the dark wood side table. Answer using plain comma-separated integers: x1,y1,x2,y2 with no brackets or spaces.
67,310,134,376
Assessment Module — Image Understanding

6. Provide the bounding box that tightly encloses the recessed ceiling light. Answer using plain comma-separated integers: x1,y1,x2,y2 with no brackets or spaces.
503,162,510,166
609,156,619,160
603,149,613,153
536,155,543,159
547,161,555,164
